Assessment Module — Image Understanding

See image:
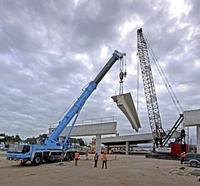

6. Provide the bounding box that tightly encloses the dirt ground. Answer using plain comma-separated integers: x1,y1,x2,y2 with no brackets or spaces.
0,153,199,186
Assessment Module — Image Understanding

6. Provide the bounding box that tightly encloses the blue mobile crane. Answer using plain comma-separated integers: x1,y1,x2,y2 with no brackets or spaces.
6,50,126,165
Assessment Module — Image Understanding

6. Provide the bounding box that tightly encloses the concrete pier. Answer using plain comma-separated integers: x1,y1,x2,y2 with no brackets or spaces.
197,126,200,153
183,109,200,153
126,141,129,155
96,134,101,155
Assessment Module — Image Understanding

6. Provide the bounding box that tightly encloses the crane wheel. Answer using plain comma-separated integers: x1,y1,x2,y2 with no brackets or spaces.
32,155,42,166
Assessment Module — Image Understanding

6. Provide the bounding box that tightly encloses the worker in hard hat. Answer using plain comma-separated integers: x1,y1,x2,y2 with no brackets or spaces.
74,151,80,166
101,151,108,169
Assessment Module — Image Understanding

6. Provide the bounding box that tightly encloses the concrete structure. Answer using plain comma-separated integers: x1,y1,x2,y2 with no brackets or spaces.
183,109,200,127
50,122,117,155
102,133,153,155
61,122,117,137
183,109,200,153
112,93,141,132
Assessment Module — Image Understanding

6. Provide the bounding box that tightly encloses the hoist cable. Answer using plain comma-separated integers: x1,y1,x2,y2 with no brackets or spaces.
144,34,183,114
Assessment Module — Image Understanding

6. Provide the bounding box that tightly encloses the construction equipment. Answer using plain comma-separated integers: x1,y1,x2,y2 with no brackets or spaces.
111,53,141,132
137,28,187,155
137,28,165,147
6,50,126,165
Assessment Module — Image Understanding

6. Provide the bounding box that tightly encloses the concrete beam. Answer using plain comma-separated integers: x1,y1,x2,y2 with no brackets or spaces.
183,109,200,127
102,133,153,145
183,109,200,153
111,93,141,132
59,122,117,137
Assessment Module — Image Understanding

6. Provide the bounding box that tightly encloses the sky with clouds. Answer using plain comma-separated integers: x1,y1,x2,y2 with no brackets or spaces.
0,0,199,141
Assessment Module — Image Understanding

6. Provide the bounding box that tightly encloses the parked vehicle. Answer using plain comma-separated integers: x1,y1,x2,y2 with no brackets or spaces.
184,153,200,167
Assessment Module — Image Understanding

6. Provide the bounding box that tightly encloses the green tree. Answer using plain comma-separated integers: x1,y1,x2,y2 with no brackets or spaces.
14,134,21,142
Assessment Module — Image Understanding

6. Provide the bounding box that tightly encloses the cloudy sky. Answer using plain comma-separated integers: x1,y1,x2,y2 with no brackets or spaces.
0,0,199,141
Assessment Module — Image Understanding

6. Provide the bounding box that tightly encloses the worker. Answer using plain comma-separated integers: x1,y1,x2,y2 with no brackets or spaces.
85,150,89,160
74,151,80,166
180,151,186,164
94,152,99,168
101,151,108,169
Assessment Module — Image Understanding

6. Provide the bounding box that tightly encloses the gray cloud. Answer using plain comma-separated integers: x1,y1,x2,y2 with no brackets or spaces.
0,0,199,142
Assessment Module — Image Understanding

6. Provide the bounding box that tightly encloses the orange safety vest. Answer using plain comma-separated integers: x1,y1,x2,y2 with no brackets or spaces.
180,152,186,159
102,153,107,161
75,152,80,160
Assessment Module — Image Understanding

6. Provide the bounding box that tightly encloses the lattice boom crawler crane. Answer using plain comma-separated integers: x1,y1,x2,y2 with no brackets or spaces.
137,28,165,147
137,28,187,155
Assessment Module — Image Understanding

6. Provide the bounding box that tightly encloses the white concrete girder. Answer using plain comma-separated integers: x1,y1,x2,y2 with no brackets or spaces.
111,93,141,132
183,109,200,127
58,122,117,137
102,133,153,144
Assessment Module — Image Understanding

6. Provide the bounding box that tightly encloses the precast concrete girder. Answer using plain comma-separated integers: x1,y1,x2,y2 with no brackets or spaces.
112,93,141,132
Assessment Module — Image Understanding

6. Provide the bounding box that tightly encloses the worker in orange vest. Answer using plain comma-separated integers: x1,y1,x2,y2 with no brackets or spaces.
180,152,186,164
101,152,107,169
74,151,80,166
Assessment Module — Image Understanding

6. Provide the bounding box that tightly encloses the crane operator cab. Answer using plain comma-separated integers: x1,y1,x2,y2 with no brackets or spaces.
7,144,32,165
8,144,31,154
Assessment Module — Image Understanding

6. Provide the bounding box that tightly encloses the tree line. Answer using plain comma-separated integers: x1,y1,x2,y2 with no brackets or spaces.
0,133,86,146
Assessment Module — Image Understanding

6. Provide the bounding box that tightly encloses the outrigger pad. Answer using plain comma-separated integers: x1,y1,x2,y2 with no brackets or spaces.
111,92,141,132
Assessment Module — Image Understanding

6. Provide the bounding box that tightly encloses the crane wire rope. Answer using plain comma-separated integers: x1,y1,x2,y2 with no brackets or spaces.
119,54,127,94
143,34,183,114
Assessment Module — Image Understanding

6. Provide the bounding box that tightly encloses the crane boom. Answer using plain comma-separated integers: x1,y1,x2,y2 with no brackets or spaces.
7,50,126,165
47,50,125,143
137,28,165,146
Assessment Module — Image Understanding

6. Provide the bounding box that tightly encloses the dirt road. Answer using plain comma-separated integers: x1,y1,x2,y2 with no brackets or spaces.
0,154,199,186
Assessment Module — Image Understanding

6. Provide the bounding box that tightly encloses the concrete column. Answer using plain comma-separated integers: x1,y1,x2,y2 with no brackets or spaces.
126,141,129,155
96,134,101,155
107,145,110,154
197,126,200,153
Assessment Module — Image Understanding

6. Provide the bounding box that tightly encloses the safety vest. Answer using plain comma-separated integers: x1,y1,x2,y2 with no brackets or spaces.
180,152,186,158
102,153,107,161
75,152,80,159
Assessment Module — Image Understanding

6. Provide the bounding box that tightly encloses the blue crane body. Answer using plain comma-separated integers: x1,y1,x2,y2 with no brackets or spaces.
6,50,125,165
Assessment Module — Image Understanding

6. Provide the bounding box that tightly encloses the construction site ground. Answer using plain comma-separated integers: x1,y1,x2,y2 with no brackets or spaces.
0,153,199,186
